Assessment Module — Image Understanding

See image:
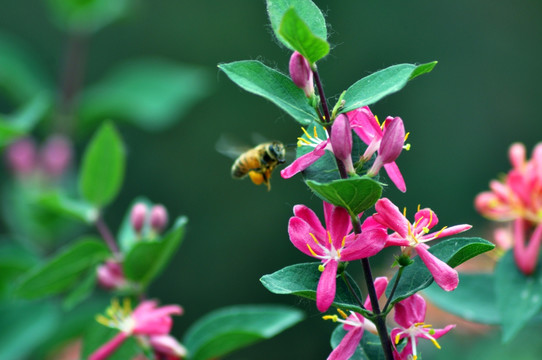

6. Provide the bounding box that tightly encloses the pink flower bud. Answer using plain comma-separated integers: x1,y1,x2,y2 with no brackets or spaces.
6,137,37,176
150,205,168,233
40,134,72,178
330,114,355,174
513,219,542,276
150,335,187,359
131,203,148,233
289,51,314,97
379,117,405,164
96,259,126,290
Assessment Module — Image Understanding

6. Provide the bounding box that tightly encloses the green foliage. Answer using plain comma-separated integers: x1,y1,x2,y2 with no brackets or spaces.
330,326,385,360
495,250,542,342
37,190,97,224
385,238,495,305
0,95,51,146
123,216,188,287
0,300,60,360
16,238,109,299
339,62,437,113
219,60,318,125
0,33,52,104
183,305,304,360
279,8,329,64
260,262,365,314
45,0,134,33
0,243,39,298
82,321,142,359
306,177,383,217
79,122,125,208
423,273,500,325
267,0,327,50
79,59,212,132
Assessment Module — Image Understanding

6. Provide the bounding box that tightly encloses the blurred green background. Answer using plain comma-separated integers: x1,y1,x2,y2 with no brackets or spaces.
2,0,542,359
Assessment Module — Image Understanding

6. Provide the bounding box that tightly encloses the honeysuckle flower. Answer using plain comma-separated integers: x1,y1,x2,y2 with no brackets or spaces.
288,201,387,312
90,299,183,360
475,142,542,223
324,277,389,360
40,134,72,178
373,198,471,291
96,259,126,290
391,294,455,360
150,334,187,359
150,204,168,233
347,106,408,192
289,51,314,97
330,114,355,175
5,137,37,177
131,202,148,234
512,218,542,275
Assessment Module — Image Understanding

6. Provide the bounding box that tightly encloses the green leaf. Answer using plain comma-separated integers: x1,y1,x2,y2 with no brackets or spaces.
267,0,327,49
16,237,109,299
260,262,365,313
306,177,383,216
495,250,542,342
219,60,319,126
330,326,384,360
0,95,51,146
386,237,495,305
123,216,187,286
183,305,304,360
340,62,437,113
0,33,52,104
45,0,133,33
62,269,97,310
0,300,60,360
37,190,97,224
422,273,500,325
79,122,125,207
82,321,142,360
79,59,212,132
278,8,329,64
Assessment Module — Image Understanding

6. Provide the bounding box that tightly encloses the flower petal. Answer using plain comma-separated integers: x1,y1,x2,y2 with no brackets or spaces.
317,260,338,312
341,228,387,261
415,245,459,291
288,217,324,257
393,293,426,328
293,204,326,240
327,327,364,360
383,162,406,192
373,198,409,238
348,106,382,144
280,142,327,179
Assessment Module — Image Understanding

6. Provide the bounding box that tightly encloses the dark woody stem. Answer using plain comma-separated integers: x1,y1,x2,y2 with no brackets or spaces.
383,266,405,314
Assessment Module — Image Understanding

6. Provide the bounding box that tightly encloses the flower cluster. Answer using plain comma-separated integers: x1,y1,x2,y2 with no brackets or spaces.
90,299,186,360
475,142,542,274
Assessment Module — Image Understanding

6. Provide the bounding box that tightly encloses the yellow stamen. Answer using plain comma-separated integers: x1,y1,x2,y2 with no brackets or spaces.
404,132,410,141
313,126,318,138
403,207,407,217
337,308,348,319
404,143,411,151
428,210,434,226
394,333,401,344
341,236,346,248
309,233,320,245
96,314,111,327
429,337,441,350
297,137,311,145
417,204,421,212
375,115,381,127
123,298,131,314
318,264,325,272
434,226,448,238
322,315,338,322
328,231,332,244
307,244,318,257
301,126,313,139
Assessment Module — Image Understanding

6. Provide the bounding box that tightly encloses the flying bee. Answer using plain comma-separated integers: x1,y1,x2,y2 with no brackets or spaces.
230,141,286,191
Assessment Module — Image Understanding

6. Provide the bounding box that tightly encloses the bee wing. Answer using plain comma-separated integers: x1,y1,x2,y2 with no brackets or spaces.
215,134,250,159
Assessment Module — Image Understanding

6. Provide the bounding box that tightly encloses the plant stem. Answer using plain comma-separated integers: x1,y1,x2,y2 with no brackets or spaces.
96,214,120,255
56,32,88,135
341,272,365,310
383,266,404,314
312,67,331,123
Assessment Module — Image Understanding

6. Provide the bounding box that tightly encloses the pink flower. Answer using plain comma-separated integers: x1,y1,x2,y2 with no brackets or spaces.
150,204,169,233
373,198,471,291
5,137,37,177
391,294,455,360
289,51,314,97
324,277,389,360
347,106,408,192
96,259,126,290
39,134,72,178
150,334,187,359
288,201,387,312
130,202,148,234
512,219,542,275
90,299,183,360
330,114,355,175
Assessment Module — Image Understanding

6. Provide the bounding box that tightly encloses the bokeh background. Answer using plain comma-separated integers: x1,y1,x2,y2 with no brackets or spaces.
1,0,542,359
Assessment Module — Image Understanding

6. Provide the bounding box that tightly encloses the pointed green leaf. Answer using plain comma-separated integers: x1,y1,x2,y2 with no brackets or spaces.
79,59,212,132
0,95,51,146
495,250,542,342
279,8,329,64
16,238,109,299
82,321,142,360
260,262,365,313
423,273,499,325
306,177,383,216
267,0,327,49
62,269,97,310
79,122,125,207
340,62,437,113
183,305,304,360
386,237,495,305
37,190,97,224
219,60,318,126
123,216,187,287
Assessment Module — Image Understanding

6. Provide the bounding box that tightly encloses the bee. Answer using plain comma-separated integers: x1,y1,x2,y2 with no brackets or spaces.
230,141,286,191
